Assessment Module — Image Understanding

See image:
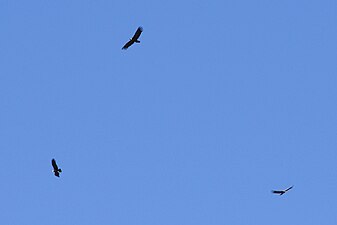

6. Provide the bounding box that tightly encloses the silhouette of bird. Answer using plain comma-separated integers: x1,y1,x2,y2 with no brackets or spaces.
51,159,62,177
122,27,143,50
271,185,293,195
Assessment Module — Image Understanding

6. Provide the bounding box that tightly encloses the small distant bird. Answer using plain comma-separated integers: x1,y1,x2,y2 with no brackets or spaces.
271,185,294,195
122,26,143,50
51,159,62,177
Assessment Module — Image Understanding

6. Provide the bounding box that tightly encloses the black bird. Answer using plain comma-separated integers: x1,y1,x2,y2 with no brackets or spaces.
271,185,294,195
51,159,62,177
122,27,143,50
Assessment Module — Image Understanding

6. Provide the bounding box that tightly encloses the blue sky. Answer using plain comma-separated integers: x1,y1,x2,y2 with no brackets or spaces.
1,0,337,224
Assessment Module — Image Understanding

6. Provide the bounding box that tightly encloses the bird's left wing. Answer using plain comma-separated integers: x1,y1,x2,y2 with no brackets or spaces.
132,27,143,40
285,185,294,192
51,159,58,170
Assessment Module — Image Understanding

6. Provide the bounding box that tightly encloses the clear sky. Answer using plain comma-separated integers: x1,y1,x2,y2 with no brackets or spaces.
1,0,337,224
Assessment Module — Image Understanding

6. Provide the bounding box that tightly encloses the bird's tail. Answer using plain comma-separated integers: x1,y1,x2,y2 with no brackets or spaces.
135,40,140,43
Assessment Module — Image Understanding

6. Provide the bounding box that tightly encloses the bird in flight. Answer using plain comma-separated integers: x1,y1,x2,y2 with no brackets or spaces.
271,185,294,195
51,159,62,177
122,26,143,50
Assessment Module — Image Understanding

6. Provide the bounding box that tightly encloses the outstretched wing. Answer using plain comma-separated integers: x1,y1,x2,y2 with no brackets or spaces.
132,26,143,41
285,185,294,192
122,39,134,50
51,159,58,170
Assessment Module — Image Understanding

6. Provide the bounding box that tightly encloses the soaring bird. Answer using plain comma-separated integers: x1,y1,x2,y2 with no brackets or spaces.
51,159,62,177
122,27,143,50
271,185,293,195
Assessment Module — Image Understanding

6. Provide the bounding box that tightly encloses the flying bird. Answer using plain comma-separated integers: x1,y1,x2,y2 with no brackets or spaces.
122,26,143,50
51,159,62,177
271,185,293,195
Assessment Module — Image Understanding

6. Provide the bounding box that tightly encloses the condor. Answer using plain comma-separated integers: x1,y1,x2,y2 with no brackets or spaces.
51,159,62,177
122,27,143,50
271,185,293,195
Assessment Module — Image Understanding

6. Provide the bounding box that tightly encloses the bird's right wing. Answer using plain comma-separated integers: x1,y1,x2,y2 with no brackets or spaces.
122,40,134,50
